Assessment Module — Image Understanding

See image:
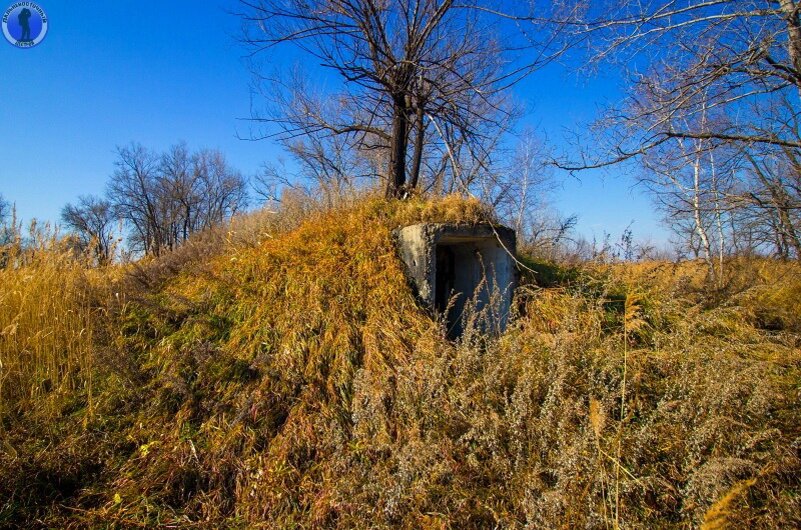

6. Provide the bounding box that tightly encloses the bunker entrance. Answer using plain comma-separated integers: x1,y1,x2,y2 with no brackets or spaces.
434,245,456,315
395,223,517,340
434,239,505,338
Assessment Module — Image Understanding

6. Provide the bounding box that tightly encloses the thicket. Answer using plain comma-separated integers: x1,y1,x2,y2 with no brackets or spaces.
1,195,799,528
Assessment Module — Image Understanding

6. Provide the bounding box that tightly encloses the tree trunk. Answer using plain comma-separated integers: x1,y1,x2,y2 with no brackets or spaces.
409,103,425,191
692,147,715,280
777,201,801,258
746,152,801,259
386,95,409,198
710,149,726,287
779,0,801,106
781,1,801,74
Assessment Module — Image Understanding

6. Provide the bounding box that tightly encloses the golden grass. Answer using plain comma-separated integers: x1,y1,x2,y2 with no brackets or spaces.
0,247,109,420
701,477,757,530
1,195,799,528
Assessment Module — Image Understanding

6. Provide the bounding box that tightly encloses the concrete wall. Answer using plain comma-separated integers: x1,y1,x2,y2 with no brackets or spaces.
395,223,517,337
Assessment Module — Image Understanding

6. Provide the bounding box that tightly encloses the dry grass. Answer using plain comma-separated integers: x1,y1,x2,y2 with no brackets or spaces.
1,195,799,528
0,243,109,420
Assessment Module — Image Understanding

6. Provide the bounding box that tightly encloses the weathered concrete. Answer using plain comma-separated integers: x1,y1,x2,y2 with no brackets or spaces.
395,223,517,337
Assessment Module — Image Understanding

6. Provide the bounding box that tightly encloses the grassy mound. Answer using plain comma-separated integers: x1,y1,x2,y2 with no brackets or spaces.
1,195,799,528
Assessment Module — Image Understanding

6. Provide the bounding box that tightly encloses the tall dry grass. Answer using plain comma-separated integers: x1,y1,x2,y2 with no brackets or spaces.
0,241,110,421
0,195,799,528
0,233,123,526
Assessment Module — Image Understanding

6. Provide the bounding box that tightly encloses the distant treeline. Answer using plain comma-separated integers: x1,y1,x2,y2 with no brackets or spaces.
59,142,248,262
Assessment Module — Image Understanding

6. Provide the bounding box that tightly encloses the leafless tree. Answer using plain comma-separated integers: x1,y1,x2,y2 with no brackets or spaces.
529,1,801,261
61,195,117,265
159,142,195,246
107,144,163,255
192,148,249,228
252,118,379,207
738,148,801,257
634,94,735,279
487,130,555,237
535,1,801,164
0,194,8,225
0,194,15,250
520,212,580,261
107,143,248,256
239,0,539,198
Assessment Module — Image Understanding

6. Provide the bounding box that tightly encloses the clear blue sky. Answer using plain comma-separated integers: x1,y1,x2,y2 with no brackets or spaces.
0,1,665,245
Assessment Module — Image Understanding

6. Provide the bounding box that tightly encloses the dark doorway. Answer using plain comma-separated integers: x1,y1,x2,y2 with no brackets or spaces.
435,244,455,314
395,223,517,339
435,243,481,338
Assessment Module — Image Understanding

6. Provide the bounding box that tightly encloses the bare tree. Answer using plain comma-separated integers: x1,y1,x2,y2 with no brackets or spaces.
239,0,537,198
159,142,196,246
739,149,801,257
107,143,248,256
537,1,801,165
529,1,801,261
107,143,164,255
522,212,579,261
253,129,378,207
61,195,116,265
0,194,8,225
635,93,738,279
0,194,15,250
487,130,555,237
193,148,249,228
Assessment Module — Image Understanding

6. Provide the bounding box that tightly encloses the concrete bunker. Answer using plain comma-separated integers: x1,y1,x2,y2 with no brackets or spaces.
395,223,517,338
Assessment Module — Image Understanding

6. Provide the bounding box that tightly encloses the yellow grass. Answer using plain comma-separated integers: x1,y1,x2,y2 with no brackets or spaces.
1,195,799,528
0,247,109,420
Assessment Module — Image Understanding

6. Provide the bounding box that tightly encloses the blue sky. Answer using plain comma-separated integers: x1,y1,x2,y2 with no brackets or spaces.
0,1,664,245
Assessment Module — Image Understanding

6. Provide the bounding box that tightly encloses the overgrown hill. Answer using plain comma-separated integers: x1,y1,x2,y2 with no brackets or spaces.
1,196,799,528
